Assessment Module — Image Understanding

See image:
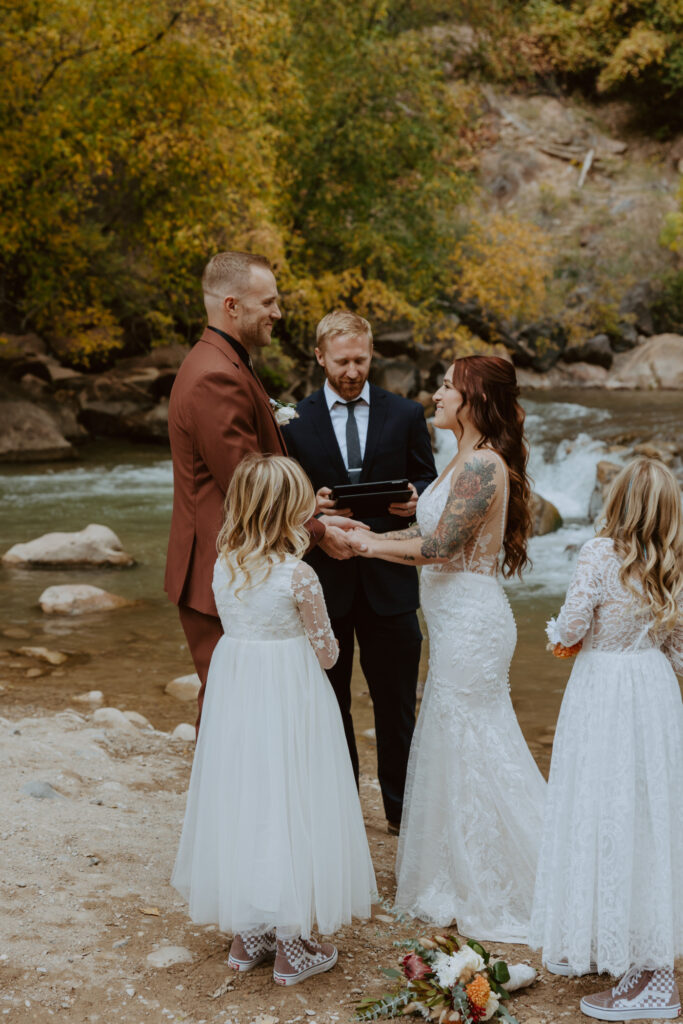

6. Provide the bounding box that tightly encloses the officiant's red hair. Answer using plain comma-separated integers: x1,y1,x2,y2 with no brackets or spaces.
451,355,532,578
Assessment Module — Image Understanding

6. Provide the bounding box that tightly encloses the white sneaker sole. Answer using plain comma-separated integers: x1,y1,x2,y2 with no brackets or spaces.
545,960,599,977
273,948,338,986
580,996,681,1020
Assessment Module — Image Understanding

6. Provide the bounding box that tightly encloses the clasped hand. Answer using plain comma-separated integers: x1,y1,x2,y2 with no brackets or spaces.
317,513,369,560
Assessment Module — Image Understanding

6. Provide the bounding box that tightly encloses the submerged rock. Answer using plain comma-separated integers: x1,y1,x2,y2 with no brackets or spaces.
3,524,134,568
38,584,133,615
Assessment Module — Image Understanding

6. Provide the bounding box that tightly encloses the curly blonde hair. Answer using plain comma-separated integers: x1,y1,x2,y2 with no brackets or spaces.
599,456,683,632
217,454,315,595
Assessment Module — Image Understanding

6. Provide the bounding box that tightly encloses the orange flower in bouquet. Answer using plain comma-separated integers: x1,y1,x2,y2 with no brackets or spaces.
547,640,583,658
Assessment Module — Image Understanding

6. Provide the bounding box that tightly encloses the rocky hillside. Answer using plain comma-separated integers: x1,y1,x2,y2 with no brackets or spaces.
1,86,682,461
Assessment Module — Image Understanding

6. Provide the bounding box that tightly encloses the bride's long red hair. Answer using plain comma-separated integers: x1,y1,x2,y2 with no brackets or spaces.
450,355,532,578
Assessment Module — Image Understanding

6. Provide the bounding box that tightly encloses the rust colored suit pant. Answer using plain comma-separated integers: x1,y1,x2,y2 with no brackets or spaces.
178,604,223,731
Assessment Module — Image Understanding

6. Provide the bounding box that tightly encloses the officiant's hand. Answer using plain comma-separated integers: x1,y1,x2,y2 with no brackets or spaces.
388,482,418,517
315,486,352,518
319,523,367,560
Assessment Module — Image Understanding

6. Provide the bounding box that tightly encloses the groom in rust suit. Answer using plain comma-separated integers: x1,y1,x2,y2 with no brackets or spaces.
165,252,361,727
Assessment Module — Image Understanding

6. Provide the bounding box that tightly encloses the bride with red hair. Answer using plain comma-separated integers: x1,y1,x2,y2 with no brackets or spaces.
350,355,546,941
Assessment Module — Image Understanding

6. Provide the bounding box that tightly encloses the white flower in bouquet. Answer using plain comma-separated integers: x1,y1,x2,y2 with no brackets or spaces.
482,991,500,1021
433,947,485,988
270,399,299,425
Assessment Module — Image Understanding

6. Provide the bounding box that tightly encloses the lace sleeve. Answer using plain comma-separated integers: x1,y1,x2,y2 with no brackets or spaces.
291,561,339,670
662,606,683,675
551,539,605,647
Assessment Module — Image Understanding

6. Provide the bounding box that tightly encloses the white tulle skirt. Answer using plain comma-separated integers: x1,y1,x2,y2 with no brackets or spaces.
529,648,683,975
395,570,546,942
171,634,376,939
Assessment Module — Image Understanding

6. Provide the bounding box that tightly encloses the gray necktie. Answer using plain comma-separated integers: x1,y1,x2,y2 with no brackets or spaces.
345,399,363,483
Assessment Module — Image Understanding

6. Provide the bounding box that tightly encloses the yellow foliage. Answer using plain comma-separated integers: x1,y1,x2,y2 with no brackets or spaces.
53,307,125,370
451,214,551,336
598,24,669,92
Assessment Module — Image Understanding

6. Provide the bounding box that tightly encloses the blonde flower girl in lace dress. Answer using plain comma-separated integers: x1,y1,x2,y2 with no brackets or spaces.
529,457,683,1021
172,455,375,987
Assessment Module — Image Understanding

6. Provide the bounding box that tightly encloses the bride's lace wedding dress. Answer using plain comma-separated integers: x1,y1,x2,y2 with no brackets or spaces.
394,452,546,941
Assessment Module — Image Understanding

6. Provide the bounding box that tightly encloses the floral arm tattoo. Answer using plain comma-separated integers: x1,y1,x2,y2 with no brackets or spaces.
379,524,422,541
419,458,497,561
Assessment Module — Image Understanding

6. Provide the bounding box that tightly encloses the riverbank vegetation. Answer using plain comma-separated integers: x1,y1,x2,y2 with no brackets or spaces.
1,0,682,381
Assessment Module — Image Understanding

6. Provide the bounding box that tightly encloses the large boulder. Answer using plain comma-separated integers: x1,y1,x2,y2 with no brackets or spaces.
3,524,135,568
38,584,134,615
0,400,75,462
611,334,683,389
561,334,613,369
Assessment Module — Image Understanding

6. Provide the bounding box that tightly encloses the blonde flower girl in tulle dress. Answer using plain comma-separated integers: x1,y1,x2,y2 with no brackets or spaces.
529,457,683,1021
172,455,375,986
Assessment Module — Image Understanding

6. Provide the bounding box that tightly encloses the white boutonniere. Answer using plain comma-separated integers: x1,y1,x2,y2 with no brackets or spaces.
270,398,299,425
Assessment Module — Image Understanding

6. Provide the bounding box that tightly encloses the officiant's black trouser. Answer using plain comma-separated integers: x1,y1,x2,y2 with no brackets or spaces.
327,587,422,825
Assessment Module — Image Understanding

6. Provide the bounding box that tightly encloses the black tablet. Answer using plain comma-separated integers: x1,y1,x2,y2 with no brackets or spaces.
330,479,412,518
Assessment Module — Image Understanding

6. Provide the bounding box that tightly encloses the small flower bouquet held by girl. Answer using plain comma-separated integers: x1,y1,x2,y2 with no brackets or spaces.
545,617,583,659
355,932,521,1023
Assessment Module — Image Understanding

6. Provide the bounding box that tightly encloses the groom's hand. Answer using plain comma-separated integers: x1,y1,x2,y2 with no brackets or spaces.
388,482,418,518
319,524,366,560
319,514,369,533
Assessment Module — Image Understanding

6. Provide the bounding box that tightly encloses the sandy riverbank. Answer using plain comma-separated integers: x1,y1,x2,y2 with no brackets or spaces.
0,703,641,1024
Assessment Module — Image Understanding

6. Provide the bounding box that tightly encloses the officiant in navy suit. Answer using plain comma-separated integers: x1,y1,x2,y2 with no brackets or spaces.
282,310,437,834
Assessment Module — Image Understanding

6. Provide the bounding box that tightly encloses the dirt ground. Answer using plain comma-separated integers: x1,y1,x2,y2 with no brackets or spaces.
0,702,673,1024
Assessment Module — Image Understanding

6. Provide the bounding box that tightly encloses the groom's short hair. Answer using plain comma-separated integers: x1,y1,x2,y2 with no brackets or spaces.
202,251,272,299
316,310,373,352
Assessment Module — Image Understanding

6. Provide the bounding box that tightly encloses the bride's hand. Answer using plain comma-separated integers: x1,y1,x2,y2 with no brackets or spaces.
347,529,376,557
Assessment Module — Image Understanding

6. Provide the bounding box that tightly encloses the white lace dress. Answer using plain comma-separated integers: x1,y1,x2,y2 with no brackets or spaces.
529,536,683,975
395,456,546,941
171,555,376,939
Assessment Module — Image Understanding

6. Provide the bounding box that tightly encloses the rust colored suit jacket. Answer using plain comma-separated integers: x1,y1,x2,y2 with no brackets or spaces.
164,328,323,617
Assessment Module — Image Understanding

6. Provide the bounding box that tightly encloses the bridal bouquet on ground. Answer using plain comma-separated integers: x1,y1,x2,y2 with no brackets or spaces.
356,932,521,1023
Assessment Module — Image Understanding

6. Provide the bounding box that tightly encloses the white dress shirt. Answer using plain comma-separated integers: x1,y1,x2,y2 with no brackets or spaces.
324,379,370,469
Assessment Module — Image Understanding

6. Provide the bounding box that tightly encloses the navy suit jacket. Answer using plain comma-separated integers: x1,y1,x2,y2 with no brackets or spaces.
282,385,437,619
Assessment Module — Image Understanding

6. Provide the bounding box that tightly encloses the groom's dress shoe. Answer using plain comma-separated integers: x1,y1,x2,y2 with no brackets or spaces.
387,820,401,836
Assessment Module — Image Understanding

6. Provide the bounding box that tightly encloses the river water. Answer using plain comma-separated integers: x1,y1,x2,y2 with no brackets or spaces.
1,389,681,772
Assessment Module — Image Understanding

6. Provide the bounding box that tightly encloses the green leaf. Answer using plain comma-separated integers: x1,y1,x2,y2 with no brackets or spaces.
380,967,402,979
491,960,510,983
467,939,490,964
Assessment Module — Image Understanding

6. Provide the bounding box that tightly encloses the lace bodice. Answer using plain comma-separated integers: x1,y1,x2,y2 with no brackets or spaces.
212,555,339,669
416,449,508,575
548,537,683,668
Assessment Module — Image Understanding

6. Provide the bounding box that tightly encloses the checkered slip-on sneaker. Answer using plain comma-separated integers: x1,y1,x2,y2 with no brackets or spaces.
545,958,600,976
227,929,277,972
580,966,681,1020
273,937,338,986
